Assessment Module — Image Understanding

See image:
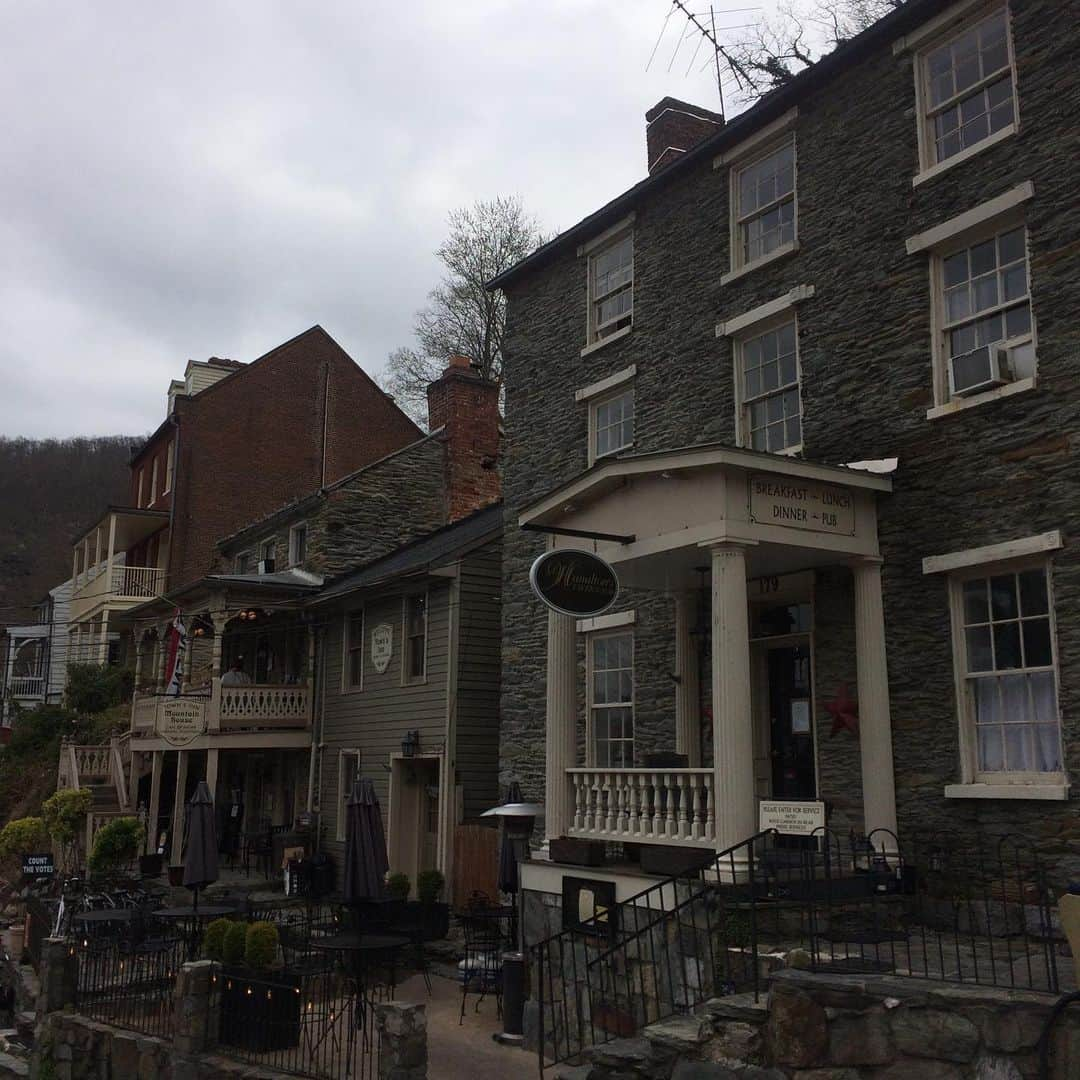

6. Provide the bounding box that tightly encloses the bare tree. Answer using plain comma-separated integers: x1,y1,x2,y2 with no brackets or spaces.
722,0,905,99
383,196,545,425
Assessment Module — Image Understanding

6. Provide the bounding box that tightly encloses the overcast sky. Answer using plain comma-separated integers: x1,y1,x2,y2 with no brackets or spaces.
0,1,755,438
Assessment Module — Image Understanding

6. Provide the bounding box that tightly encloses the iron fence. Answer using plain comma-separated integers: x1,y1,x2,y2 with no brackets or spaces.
208,963,387,1080
73,928,186,1038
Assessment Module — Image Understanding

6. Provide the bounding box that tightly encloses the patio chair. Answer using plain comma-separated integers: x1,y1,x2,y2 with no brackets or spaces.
458,902,508,1024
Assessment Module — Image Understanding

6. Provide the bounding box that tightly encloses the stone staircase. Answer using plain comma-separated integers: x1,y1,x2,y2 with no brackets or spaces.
554,993,777,1080
0,1010,35,1078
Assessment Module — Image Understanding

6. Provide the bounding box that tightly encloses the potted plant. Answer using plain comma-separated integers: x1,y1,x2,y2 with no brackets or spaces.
386,871,411,901
213,920,301,1052
41,789,93,876
87,817,144,879
413,869,450,941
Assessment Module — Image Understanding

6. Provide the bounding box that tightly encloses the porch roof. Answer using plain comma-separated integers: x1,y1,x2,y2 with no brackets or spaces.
70,506,170,550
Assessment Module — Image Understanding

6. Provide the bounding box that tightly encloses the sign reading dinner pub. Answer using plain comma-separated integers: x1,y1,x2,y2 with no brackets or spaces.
748,475,855,536
530,549,619,619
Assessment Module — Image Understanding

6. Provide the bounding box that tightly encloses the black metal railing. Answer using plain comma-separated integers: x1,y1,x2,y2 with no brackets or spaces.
208,964,387,1080
73,928,186,1038
531,828,1060,1070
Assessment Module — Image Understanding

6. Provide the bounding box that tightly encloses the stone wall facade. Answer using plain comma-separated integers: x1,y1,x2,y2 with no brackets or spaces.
497,0,1080,875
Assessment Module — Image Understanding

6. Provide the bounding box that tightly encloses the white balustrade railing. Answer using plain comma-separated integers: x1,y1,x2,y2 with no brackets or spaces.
567,768,716,848
111,564,165,598
73,744,111,781
219,684,311,728
9,675,44,697
131,694,157,729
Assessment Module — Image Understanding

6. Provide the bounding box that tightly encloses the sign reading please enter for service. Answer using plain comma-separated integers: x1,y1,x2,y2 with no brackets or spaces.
759,800,826,837
748,475,855,536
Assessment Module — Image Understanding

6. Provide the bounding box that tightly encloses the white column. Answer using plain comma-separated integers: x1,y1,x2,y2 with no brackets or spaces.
170,750,189,865
206,748,220,803
852,557,899,841
105,513,118,594
544,609,577,845
710,543,756,854
97,611,110,665
674,593,701,767
148,750,163,856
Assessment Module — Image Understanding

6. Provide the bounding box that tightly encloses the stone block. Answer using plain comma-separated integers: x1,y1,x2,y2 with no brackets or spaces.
700,995,768,1026
973,1056,1024,1080
890,1007,980,1063
828,1010,891,1066
705,1021,762,1067
791,1070,861,1080
584,1036,652,1070
765,984,828,1068
108,1032,140,1078
872,1063,964,1080
964,1005,1046,1053
644,1014,711,1054
671,1063,739,1080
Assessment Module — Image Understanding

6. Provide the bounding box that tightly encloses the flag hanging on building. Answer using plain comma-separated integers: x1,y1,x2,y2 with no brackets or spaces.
164,609,186,697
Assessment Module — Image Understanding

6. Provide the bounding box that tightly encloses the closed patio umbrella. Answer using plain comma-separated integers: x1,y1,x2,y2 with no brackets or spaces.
343,776,389,906
183,780,219,915
497,782,526,896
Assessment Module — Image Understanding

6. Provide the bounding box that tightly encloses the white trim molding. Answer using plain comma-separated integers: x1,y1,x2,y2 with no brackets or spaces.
580,324,631,357
913,124,1017,188
575,365,637,403
720,242,800,286
576,609,636,634
892,0,997,54
577,213,637,257
925,375,1036,420
945,782,1070,800
716,285,815,338
906,182,1034,254
713,107,798,168
922,529,1063,575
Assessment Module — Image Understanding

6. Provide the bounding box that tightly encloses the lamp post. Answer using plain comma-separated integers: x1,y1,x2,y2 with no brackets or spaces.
481,784,541,1046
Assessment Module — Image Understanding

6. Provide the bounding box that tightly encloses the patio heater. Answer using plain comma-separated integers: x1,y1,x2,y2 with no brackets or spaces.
481,785,541,1047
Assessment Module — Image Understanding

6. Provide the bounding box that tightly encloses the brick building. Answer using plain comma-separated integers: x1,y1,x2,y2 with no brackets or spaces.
488,0,1080,920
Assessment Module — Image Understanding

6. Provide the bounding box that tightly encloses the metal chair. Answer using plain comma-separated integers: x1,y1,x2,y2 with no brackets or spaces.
458,899,509,1024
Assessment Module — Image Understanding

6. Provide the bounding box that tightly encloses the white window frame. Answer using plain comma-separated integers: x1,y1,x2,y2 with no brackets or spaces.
234,552,250,575
726,135,797,280
588,386,635,467
733,312,804,456
946,558,1065,794
586,630,635,769
150,457,159,504
136,467,145,508
583,224,634,351
342,609,364,692
260,539,276,565
911,3,1018,185
402,592,428,685
336,749,362,841
163,441,174,494
289,522,308,567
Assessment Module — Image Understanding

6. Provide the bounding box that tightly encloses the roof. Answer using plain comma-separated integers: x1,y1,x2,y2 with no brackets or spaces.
487,0,949,291
122,567,323,620
315,502,503,603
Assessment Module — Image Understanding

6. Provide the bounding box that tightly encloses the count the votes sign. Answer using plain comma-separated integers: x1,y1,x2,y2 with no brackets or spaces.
157,697,208,747
748,475,855,536
23,853,54,879
759,800,826,837
530,549,619,619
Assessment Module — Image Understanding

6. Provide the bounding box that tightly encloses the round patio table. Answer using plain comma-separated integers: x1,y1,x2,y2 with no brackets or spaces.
153,904,239,959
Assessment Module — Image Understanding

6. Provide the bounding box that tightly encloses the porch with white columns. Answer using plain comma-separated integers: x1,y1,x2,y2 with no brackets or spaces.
544,609,577,844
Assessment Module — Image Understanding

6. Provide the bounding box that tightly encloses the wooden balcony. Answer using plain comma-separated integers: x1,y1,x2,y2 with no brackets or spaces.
70,564,166,621
567,767,717,848
131,684,313,743
8,675,45,699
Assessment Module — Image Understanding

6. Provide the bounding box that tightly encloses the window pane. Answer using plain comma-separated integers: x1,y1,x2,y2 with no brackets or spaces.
993,621,1022,669
963,579,988,624
1030,670,1057,724
1003,721,1030,771
1004,304,1031,338
1018,569,1048,616
1022,618,1052,667
978,722,1004,772
990,574,1017,619
966,625,993,672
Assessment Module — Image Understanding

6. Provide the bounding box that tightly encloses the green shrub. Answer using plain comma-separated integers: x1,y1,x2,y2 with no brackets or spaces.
87,816,144,876
222,922,247,966
386,872,411,901
42,788,93,844
65,663,133,715
202,918,234,962
0,817,49,861
5,705,74,755
416,869,445,905
244,922,279,972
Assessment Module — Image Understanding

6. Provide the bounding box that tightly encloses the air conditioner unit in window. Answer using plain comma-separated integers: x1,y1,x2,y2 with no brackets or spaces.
258,558,275,575
949,344,1013,397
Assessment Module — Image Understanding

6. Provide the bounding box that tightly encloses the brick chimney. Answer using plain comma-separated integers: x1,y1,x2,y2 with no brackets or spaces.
646,97,724,174
426,355,501,523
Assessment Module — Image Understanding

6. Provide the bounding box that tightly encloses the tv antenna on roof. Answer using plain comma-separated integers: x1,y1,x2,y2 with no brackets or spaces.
647,1,763,117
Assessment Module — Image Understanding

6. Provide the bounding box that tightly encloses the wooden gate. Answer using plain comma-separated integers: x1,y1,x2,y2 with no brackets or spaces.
451,823,499,909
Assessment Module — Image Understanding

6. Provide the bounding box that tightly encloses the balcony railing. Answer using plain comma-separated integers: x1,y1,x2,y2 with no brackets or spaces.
71,564,165,606
567,767,716,848
8,675,45,697
219,684,311,729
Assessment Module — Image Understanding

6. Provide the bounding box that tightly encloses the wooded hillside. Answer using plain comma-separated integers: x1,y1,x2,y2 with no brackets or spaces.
0,436,138,627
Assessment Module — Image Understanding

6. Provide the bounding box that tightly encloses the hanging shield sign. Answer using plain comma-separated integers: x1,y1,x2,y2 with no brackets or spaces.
530,549,619,618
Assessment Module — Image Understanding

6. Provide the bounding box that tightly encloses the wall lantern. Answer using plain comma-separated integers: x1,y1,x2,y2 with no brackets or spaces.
401,730,420,758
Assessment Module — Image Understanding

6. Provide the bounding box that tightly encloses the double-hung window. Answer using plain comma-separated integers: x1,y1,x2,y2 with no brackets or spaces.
738,318,802,453
260,539,276,567
733,140,795,270
589,632,634,768
344,610,364,690
593,388,634,461
588,232,633,344
164,442,174,493
404,594,427,682
953,564,1062,778
938,223,1033,395
289,523,307,567
918,7,1015,172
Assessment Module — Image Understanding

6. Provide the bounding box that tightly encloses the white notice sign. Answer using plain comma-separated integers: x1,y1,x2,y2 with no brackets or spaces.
157,697,208,747
748,475,855,536
759,800,826,837
371,623,393,674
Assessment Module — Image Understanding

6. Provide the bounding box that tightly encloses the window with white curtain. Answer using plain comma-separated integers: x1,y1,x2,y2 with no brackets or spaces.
587,231,633,343
953,563,1062,776
590,632,634,768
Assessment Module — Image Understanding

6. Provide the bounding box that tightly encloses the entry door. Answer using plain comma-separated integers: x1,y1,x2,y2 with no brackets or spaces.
390,757,441,887
766,643,816,799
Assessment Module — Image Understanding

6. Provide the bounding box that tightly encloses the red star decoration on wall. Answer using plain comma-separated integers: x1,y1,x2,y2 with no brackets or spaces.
825,684,859,738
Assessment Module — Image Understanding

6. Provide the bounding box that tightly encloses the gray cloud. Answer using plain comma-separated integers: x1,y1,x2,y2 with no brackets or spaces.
0,0,728,437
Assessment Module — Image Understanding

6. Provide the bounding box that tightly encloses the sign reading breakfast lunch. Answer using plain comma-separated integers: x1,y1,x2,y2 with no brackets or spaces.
157,697,208,747
748,475,855,536
759,800,826,836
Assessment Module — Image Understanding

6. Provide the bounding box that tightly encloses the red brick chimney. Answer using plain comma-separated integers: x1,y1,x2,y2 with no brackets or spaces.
646,97,724,174
426,355,501,523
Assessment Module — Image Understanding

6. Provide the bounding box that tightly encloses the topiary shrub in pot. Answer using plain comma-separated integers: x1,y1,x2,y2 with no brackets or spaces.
218,921,300,1052
202,918,234,963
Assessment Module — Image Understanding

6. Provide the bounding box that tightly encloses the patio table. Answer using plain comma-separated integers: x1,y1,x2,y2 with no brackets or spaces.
309,932,410,1037
153,904,238,958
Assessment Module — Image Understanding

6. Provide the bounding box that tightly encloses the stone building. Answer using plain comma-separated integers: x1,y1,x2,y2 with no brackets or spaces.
488,0,1080,916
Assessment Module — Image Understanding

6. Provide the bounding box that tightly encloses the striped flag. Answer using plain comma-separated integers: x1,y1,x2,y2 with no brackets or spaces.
164,609,187,697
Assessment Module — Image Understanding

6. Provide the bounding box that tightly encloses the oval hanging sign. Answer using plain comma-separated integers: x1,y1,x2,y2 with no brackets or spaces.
530,549,619,618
